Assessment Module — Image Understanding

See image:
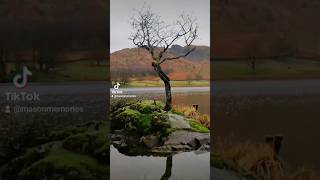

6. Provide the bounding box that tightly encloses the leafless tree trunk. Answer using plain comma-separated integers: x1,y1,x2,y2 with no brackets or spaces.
129,5,198,111
152,62,172,110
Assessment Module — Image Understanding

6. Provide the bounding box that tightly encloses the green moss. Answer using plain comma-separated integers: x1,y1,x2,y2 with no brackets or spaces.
130,100,164,114
151,111,171,136
49,126,87,141
1,121,110,180
188,119,209,133
120,108,141,120
19,148,108,180
113,104,171,137
62,124,109,161
163,128,173,137
138,114,153,134
1,144,52,178
115,108,152,135
171,108,184,116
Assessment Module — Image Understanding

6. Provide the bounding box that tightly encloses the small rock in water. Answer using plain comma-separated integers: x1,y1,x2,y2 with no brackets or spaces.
194,145,210,154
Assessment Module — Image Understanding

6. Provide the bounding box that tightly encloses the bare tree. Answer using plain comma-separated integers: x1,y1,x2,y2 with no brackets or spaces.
129,5,198,111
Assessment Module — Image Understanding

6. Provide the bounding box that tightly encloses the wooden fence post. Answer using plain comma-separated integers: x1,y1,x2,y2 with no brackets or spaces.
265,134,283,157
192,104,199,111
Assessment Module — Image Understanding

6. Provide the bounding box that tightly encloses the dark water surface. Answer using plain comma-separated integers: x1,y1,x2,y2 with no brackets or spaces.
213,80,320,171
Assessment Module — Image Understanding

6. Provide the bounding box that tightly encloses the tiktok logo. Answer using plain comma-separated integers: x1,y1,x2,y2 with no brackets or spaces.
114,82,121,89
13,66,32,89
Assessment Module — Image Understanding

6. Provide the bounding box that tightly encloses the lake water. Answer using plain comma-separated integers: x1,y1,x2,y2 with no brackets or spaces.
110,87,210,180
213,80,320,171
110,146,210,180
115,87,210,115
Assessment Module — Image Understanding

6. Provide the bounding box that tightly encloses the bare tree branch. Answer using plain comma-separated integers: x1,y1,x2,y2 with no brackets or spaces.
129,5,198,64
159,46,196,64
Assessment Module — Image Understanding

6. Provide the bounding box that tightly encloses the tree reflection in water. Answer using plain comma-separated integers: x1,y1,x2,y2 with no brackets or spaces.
160,156,173,180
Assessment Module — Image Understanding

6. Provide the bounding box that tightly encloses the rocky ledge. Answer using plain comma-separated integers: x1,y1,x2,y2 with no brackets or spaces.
110,99,210,156
112,130,210,156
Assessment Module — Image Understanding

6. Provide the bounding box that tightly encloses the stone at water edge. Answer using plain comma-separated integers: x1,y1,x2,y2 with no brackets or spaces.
171,144,192,151
164,130,210,146
195,136,210,146
141,135,160,148
160,130,210,152
167,113,191,129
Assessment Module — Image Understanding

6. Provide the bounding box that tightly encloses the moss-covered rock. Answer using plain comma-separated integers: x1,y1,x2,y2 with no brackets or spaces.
129,100,164,114
112,100,171,137
111,99,210,155
19,148,108,180
49,126,88,141
1,143,54,179
1,121,109,180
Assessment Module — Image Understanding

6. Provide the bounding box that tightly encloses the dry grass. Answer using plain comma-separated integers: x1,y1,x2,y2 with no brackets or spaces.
172,105,210,129
214,138,319,180
285,168,320,180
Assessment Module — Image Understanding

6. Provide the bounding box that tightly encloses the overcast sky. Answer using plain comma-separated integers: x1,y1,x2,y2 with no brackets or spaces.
110,0,210,52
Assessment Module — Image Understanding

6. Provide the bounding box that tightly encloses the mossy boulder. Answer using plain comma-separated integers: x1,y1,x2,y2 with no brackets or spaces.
18,148,108,180
111,100,210,154
1,143,54,178
1,121,109,180
111,100,171,137
49,126,88,141
62,131,108,162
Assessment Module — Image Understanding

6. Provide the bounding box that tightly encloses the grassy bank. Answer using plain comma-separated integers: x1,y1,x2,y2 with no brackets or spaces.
212,139,320,180
125,80,210,87
30,61,108,82
212,58,320,80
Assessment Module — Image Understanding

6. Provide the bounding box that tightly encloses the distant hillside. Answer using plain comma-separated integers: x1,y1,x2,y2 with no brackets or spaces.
170,45,210,61
0,0,107,49
111,45,210,81
213,0,320,59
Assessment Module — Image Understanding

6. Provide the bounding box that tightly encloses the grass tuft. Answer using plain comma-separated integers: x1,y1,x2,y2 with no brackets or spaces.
172,105,210,129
